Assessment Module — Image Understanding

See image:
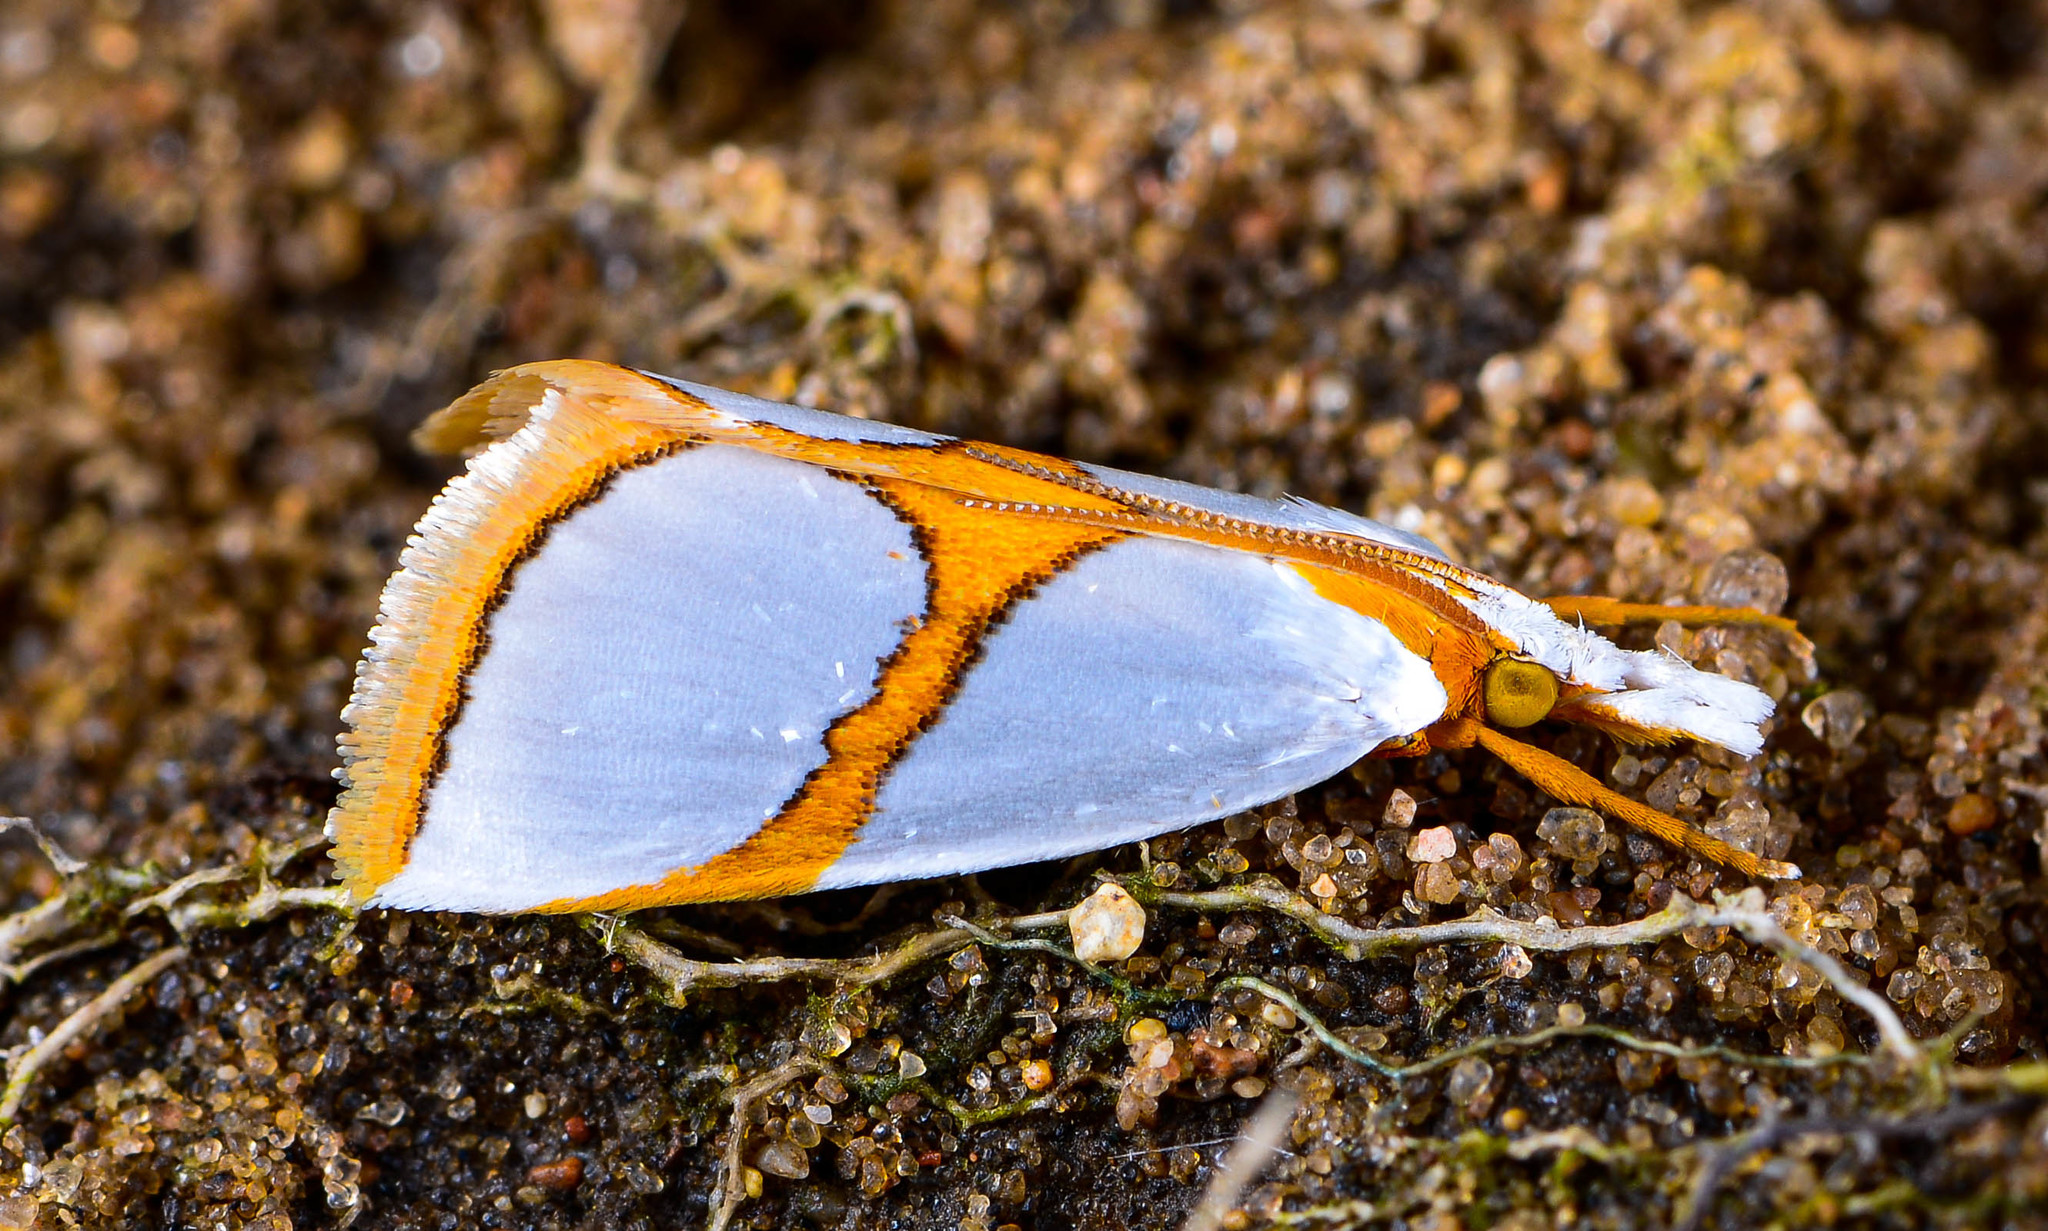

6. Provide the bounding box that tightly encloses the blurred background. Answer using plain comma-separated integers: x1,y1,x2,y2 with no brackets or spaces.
2,1,2047,1228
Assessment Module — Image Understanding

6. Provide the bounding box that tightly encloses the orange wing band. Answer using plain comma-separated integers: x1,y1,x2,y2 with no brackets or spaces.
330,386,694,900
534,481,1127,910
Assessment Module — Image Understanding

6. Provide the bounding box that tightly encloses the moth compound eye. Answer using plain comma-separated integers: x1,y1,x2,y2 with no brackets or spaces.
1484,659,1558,729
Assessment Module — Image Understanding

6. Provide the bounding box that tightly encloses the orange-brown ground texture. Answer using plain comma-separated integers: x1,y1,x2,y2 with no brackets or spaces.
3,1,2048,1228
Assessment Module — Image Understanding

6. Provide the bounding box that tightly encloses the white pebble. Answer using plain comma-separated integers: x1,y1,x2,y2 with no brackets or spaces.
1407,825,1458,863
1068,883,1146,963
1383,788,1418,828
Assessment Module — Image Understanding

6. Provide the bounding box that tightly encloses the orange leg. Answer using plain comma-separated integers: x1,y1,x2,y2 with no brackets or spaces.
1428,717,1800,881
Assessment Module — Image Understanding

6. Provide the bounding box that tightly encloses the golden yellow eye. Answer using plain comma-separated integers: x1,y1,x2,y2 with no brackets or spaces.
1484,659,1558,728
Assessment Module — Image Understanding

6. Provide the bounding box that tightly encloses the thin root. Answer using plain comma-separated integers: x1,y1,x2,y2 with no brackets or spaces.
0,946,188,1124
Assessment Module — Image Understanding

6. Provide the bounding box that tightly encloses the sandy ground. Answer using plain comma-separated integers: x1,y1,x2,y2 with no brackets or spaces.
2,1,2047,1227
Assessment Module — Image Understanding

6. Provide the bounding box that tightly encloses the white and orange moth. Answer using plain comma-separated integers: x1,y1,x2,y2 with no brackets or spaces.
327,360,1801,913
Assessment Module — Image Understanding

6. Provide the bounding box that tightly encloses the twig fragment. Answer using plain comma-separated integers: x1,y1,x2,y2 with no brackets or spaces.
1215,976,1867,1081
1709,901,1922,1063
1159,881,1922,1064
3,826,340,994
706,1057,822,1231
160,883,351,935
1181,1088,1301,1231
124,833,347,934
0,817,85,875
1672,1095,2038,1231
120,864,242,919
596,908,1066,1005
2,931,123,989
0,895,76,987
0,945,188,1124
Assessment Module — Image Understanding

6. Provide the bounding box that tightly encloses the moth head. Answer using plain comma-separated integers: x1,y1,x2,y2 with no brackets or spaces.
1463,591,1775,757
1545,648,1774,756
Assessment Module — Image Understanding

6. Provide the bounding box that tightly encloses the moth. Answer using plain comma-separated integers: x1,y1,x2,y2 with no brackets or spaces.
328,360,1800,912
